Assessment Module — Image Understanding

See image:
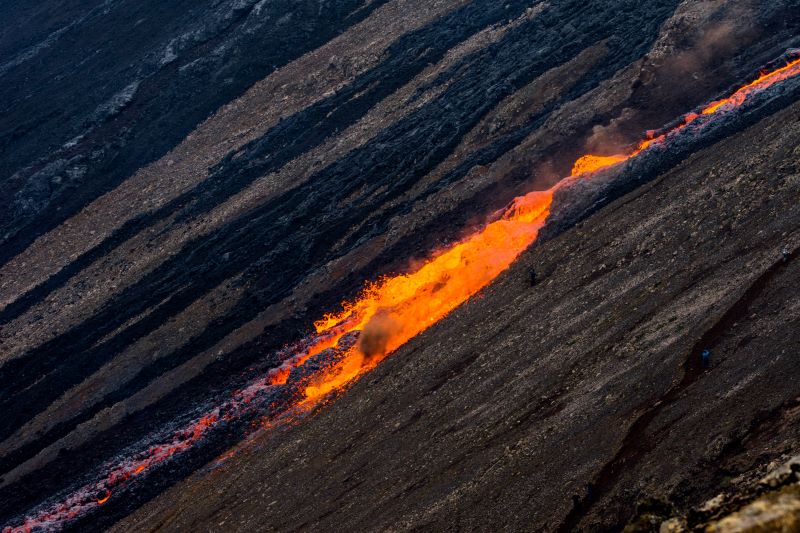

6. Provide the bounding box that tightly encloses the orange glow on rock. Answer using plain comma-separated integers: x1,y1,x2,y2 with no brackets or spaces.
267,366,292,386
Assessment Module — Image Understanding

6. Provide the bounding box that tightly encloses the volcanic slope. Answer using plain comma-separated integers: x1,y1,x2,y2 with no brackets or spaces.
2,0,800,530
115,93,800,532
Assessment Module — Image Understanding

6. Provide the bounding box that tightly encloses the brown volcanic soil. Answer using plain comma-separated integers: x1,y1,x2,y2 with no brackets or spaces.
113,91,800,531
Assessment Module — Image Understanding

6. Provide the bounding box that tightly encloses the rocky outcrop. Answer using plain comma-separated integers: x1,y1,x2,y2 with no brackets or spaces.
622,455,800,532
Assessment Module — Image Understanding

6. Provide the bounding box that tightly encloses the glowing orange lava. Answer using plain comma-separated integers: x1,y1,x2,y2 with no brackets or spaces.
296,54,800,405
571,56,800,177
303,188,554,400
702,56,800,115
570,153,630,176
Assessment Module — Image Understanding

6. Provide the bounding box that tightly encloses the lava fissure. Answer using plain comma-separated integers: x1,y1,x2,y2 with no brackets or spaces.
5,51,800,533
542,53,800,242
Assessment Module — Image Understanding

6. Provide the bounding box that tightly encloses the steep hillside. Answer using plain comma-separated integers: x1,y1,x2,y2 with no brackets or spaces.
1,0,799,530
116,96,800,532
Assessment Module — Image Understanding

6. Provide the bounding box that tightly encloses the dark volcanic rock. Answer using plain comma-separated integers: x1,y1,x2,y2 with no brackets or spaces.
288,331,360,383
2,0,800,530
0,0,390,260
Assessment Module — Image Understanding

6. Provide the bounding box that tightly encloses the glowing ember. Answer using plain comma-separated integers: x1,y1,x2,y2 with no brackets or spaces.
5,52,800,533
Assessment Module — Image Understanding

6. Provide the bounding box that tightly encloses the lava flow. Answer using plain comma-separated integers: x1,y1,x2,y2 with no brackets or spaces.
4,412,221,533
572,55,800,176
5,52,800,533
297,53,800,403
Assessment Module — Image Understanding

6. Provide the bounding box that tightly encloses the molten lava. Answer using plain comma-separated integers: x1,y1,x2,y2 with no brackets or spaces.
3,412,219,533
702,56,800,115
302,189,553,400
6,52,800,533
570,154,630,176
571,56,800,176
299,54,800,406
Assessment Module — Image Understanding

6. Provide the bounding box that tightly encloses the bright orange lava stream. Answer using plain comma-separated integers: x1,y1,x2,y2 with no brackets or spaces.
304,188,554,400
296,54,800,404
572,56,800,176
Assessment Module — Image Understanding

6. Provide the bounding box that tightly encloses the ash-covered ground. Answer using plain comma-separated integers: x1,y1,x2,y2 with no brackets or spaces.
1,0,800,530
